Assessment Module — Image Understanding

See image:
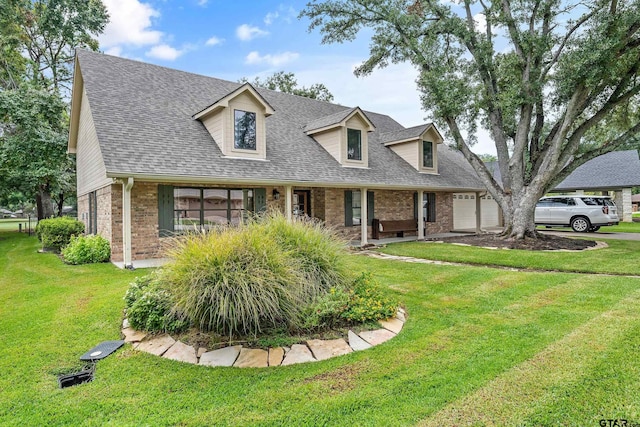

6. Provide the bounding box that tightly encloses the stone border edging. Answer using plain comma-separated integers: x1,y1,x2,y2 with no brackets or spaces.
121,308,406,368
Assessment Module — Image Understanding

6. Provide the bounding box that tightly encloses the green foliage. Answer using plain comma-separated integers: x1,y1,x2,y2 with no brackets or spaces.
257,212,347,291
303,273,398,328
302,0,640,237
240,71,334,102
125,275,188,334
159,212,349,336
0,0,108,218
35,216,84,251
61,234,110,264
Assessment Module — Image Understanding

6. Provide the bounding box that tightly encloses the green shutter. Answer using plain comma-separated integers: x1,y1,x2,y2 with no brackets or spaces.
254,188,267,212
413,192,418,220
367,191,374,226
344,190,353,226
158,185,174,237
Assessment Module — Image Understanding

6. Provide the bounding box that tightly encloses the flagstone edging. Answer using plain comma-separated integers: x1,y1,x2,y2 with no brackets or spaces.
122,308,406,368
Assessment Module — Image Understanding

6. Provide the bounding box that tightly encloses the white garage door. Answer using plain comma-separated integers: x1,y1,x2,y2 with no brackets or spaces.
453,193,477,230
480,194,500,228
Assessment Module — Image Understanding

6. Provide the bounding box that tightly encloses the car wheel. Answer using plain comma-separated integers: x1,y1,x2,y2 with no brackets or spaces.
588,226,600,232
571,216,591,232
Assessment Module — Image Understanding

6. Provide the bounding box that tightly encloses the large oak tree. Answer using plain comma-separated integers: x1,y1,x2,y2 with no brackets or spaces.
302,0,640,238
0,0,107,219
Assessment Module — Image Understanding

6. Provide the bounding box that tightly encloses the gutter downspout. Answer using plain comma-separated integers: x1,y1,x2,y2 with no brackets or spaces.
122,177,134,269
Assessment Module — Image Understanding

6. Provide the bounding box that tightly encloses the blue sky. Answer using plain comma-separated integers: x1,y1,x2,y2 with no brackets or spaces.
98,0,496,154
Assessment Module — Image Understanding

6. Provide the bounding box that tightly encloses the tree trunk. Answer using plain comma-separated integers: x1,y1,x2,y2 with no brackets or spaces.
496,189,542,239
56,192,64,217
36,184,54,220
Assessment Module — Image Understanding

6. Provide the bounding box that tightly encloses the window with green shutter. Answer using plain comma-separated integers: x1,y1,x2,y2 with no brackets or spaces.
345,190,374,226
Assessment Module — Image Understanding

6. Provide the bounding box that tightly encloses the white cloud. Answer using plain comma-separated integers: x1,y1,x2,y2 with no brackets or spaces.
264,6,297,25
236,24,269,41
205,36,223,46
99,0,163,48
197,0,208,5
104,46,123,57
264,12,278,25
473,13,487,33
245,51,299,67
146,44,184,61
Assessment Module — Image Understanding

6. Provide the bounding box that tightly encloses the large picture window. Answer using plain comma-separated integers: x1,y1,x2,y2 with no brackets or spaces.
347,128,362,161
234,110,257,150
173,188,254,232
423,141,434,169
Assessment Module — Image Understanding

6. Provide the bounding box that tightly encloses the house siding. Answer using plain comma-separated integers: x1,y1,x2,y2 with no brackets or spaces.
312,129,342,164
389,141,419,170
75,88,111,196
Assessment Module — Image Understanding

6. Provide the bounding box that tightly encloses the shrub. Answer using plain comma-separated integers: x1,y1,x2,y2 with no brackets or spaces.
125,275,188,333
258,212,347,292
61,235,111,264
158,212,350,336
36,217,84,251
160,226,309,336
341,273,398,323
303,273,398,328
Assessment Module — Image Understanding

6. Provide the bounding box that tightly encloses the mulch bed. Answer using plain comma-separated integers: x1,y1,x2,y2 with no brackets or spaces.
439,233,598,251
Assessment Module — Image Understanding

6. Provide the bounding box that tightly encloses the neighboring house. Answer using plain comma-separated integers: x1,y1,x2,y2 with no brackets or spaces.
552,150,640,222
68,50,487,268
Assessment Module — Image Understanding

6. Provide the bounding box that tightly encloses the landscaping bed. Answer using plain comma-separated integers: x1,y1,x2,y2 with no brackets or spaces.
440,232,597,250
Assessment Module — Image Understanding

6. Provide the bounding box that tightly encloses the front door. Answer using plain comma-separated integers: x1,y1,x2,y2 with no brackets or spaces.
293,190,311,217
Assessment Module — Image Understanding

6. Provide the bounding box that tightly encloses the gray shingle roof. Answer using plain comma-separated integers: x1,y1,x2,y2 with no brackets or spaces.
75,50,484,190
554,150,640,190
485,150,640,191
303,107,358,133
378,124,434,145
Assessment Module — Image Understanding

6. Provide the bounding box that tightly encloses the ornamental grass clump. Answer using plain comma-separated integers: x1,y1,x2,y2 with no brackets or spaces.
159,216,343,336
258,212,347,292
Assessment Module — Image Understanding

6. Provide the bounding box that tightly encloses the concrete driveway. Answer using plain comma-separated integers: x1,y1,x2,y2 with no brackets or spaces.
540,229,640,241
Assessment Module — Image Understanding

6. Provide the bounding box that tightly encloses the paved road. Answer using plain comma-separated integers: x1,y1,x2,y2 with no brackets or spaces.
540,229,640,241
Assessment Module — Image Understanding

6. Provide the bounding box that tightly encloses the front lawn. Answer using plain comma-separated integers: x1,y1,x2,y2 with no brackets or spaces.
2,231,640,425
538,221,640,233
380,238,640,275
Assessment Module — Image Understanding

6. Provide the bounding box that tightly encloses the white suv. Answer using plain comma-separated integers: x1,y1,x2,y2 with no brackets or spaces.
535,195,619,232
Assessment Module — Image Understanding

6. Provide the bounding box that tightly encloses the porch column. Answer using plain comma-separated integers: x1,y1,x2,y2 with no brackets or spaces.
122,177,134,269
361,188,368,246
615,188,633,222
417,190,424,239
285,185,293,221
475,192,482,233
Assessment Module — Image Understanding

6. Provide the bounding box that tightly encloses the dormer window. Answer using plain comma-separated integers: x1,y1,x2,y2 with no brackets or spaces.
234,110,257,150
347,129,362,161
380,123,443,174
304,107,375,168
422,140,434,168
193,83,274,160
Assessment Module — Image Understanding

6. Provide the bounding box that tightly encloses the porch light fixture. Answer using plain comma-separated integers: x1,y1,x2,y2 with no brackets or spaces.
272,189,280,200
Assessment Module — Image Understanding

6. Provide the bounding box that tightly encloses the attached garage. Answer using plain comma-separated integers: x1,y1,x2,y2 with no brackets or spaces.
453,193,477,230
453,192,501,230
480,194,501,228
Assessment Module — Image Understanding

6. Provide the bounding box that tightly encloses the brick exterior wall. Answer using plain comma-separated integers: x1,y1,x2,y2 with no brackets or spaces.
322,188,453,241
95,181,455,262
77,185,113,243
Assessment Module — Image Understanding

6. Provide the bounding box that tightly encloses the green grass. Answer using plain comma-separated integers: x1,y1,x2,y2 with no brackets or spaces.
2,231,640,425
0,218,35,232
379,238,640,275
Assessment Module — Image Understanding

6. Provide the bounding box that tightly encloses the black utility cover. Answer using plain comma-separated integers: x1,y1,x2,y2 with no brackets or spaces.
79,340,125,361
